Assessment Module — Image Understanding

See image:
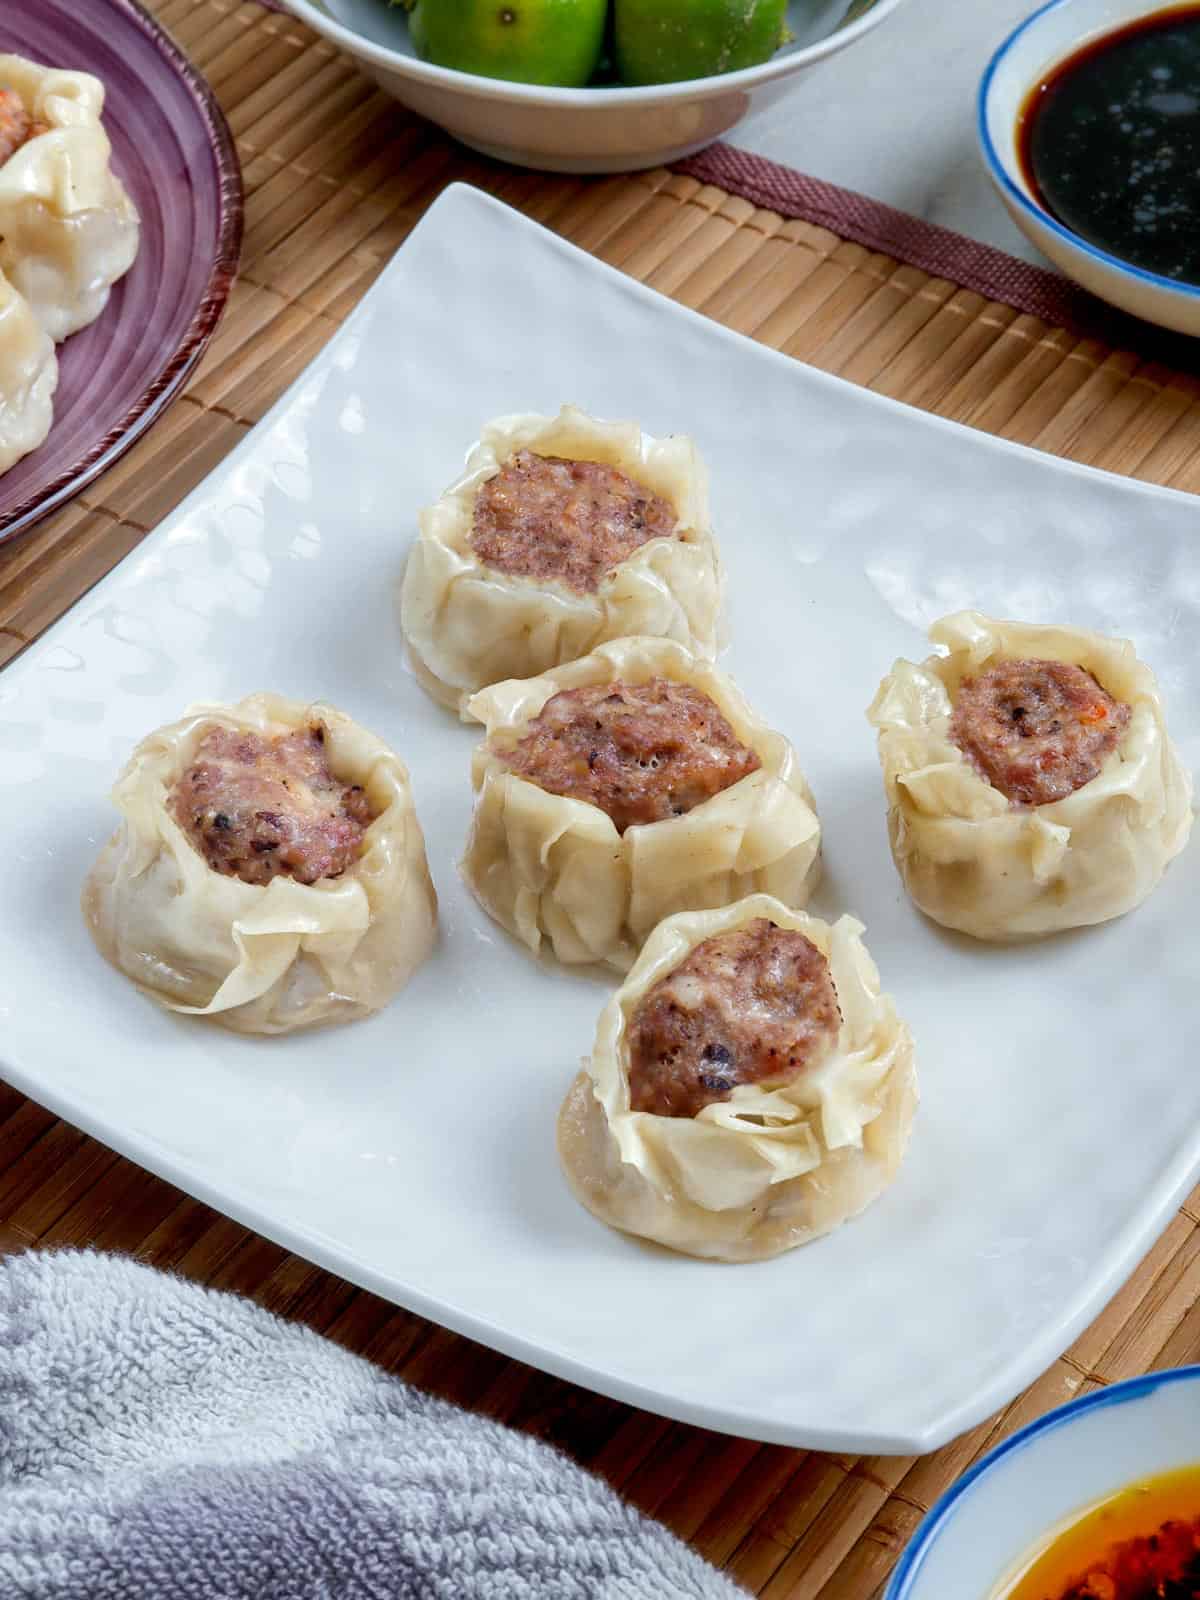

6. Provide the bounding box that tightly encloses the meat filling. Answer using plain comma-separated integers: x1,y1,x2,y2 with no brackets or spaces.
627,918,841,1119
0,89,46,165
169,723,374,887
950,656,1131,807
470,450,677,594
501,678,761,834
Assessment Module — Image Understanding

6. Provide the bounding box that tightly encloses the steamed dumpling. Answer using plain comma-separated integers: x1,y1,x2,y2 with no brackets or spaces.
462,636,821,971
0,55,139,341
83,694,437,1035
867,611,1193,940
0,265,54,473
400,406,724,716
558,895,916,1262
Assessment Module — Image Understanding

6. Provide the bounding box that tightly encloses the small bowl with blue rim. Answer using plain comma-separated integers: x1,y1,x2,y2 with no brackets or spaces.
885,1365,1200,1599
978,0,1200,336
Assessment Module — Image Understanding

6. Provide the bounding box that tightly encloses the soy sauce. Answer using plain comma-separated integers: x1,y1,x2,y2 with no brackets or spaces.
1018,5,1200,283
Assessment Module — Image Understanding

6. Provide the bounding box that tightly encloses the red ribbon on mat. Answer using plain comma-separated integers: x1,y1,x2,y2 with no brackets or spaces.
670,142,1200,362
672,143,1088,328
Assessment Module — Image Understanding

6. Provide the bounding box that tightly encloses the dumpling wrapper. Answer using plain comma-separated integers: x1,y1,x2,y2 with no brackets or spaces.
0,55,140,341
558,894,916,1263
867,610,1194,940
462,636,822,972
399,406,724,717
83,693,438,1035
0,266,55,473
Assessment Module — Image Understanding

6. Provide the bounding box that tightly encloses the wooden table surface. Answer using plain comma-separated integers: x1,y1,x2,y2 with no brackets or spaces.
3,3,1200,1596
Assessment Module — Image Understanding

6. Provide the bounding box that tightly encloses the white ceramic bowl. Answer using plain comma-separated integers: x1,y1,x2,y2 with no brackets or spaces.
979,0,1200,336
886,1366,1200,1598
278,0,909,173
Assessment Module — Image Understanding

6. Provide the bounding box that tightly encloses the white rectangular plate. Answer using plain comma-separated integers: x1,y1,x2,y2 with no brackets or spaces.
1,185,1197,1453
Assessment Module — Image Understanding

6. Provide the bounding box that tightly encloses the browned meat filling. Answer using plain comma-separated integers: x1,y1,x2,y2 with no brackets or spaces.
470,450,678,594
0,90,46,165
627,918,841,1119
949,656,1131,807
501,678,760,834
169,723,374,887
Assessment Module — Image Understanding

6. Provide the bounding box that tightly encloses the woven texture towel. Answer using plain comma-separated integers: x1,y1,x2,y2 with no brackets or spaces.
0,1250,745,1600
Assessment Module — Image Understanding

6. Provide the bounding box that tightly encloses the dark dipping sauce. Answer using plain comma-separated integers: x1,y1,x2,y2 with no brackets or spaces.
1019,6,1200,283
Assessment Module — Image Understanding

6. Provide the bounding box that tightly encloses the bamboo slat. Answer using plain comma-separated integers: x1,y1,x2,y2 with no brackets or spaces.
2,3,1200,1595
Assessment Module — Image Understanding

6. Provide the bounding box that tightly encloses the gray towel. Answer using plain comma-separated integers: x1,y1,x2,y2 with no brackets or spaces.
0,1250,745,1600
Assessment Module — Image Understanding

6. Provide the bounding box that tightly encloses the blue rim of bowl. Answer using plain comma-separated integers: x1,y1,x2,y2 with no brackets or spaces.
0,0,244,546
977,0,1200,302
281,0,909,105
885,1363,1200,1599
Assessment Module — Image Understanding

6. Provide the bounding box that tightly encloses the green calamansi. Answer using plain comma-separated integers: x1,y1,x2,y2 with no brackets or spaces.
613,0,790,85
404,0,608,87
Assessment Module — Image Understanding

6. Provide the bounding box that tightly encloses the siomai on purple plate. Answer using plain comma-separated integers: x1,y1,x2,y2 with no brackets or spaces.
0,0,243,544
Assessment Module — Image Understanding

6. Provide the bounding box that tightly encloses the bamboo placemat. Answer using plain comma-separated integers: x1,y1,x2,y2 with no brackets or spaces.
3,3,1200,1595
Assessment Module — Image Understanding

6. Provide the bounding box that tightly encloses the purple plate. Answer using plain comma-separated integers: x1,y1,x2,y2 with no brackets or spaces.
0,0,243,544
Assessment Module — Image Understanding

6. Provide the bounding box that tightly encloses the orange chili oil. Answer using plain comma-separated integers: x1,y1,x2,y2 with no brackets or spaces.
1017,5,1200,283
994,1464,1200,1599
